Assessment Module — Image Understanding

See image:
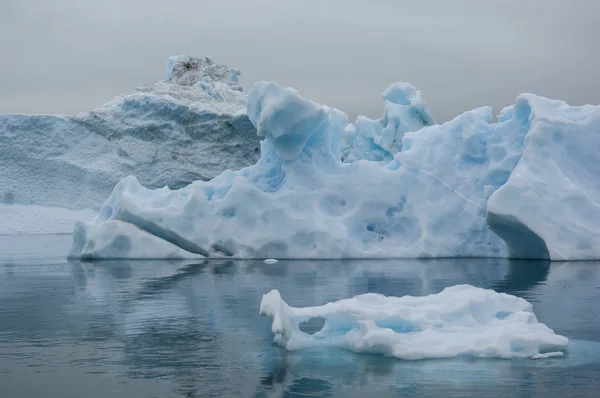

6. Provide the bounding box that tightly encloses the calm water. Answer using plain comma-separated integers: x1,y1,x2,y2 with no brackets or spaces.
1,235,600,398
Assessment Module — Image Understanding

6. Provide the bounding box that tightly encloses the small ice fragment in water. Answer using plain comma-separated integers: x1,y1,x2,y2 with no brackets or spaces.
259,284,568,360
532,352,564,359
264,258,279,264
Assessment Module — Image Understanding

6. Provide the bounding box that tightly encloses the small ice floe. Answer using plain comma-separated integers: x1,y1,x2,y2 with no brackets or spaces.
260,284,568,360
264,258,279,264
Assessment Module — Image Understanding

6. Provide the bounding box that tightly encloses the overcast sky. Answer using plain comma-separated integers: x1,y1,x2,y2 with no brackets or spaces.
2,0,600,122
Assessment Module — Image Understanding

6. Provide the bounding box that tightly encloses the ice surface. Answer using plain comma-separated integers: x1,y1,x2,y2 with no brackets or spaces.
260,285,568,360
0,55,260,234
69,79,600,260
487,95,600,260
341,82,435,163
69,220,204,260
0,204,96,235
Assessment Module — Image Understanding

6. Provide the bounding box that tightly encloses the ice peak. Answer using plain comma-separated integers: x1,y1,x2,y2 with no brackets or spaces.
247,81,347,161
165,54,242,89
341,82,436,164
382,82,416,105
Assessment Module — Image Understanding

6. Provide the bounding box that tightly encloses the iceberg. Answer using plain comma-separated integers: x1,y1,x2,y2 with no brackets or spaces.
260,285,569,360
0,55,260,234
341,82,436,164
68,78,600,260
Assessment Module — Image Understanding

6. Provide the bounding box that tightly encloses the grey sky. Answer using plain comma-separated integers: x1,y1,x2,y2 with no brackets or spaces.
2,0,600,122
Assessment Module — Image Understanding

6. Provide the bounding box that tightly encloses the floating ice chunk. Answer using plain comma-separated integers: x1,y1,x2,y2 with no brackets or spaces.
260,285,568,360
264,258,279,264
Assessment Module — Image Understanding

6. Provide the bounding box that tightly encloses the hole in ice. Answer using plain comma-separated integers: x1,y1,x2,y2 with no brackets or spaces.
319,194,348,217
204,187,215,200
299,317,326,335
375,318,420,333
111,235,131,256
510,341,526,353
221,207,236,219
496,311,512,320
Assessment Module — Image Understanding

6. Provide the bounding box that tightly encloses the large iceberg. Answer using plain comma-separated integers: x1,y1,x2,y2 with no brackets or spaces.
0,55,260,233
260,285,568,360
69,79,600,260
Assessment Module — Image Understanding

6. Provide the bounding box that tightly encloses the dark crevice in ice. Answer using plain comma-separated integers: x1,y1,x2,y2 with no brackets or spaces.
117,209,211,257
486,211,550,260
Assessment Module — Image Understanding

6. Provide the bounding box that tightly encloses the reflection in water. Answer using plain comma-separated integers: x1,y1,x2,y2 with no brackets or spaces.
0,251,600,397
492,259,551,298
283,378,333,398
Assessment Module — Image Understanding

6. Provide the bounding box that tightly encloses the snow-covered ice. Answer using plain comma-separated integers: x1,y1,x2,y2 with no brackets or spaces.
68,78,600,260
260,285,568,360
0,55,260,234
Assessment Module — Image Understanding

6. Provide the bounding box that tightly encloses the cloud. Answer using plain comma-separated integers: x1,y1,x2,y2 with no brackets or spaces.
2,0,599,121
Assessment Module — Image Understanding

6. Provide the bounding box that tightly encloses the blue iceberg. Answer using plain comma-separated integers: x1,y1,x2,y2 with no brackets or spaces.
69,77,600,260
341,82,435,164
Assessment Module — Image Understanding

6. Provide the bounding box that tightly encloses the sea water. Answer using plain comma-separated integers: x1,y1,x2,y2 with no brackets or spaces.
1,235,599,397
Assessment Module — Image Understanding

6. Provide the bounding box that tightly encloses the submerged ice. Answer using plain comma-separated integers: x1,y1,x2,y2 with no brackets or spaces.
69,73,600,260
260,285,568,360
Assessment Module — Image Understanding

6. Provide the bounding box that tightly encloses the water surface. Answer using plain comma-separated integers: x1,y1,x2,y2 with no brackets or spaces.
1,235,600,397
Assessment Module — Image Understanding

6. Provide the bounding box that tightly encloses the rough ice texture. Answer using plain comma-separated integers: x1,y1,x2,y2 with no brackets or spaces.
486,96,600,261
0,204,96,235
166,54,242,88
260,285,568,360
0,55,260,223
341,82,435,163
69,80,600,260
69,220,205,260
